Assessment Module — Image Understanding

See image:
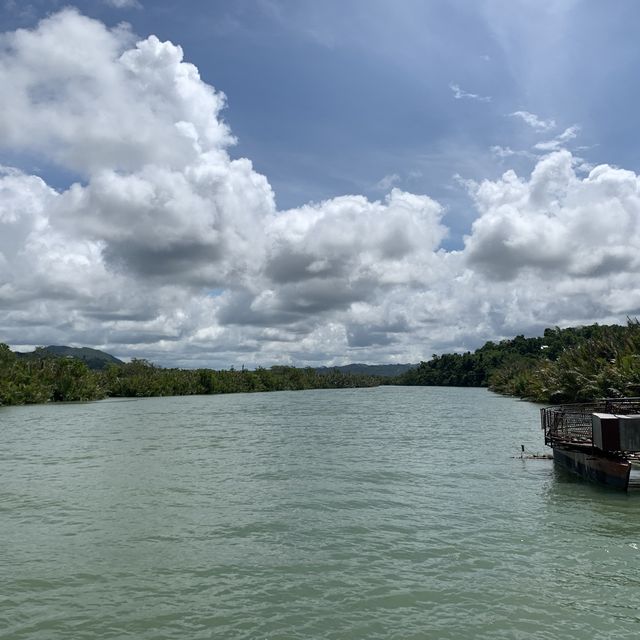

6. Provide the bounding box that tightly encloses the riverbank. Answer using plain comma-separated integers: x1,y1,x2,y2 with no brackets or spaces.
0,345,381,407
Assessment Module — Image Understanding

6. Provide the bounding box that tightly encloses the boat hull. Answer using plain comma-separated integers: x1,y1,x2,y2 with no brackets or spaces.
552,445,631,490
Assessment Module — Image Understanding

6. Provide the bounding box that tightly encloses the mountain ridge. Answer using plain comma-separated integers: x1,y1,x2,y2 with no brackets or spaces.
314,363,415,378
14,345,124,371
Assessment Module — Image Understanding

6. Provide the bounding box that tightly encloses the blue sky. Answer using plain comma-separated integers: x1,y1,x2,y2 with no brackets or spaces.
2,1,640,366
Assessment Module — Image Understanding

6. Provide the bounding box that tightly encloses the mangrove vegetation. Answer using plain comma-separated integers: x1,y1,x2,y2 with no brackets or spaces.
0,344,380,407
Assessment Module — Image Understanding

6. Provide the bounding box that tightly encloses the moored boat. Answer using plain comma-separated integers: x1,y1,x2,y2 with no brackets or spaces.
541,398,640,491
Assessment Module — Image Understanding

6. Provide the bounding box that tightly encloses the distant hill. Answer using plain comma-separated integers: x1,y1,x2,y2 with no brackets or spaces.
15,345,123,371
315,363,415,378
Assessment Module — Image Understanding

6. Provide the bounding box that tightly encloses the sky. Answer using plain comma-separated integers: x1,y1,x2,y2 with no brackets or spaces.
2,0,640,368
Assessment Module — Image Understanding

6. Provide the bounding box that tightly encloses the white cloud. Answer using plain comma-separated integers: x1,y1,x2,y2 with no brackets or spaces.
534,125,580,151
490,145,515,158
449,83,491,103
490,145,534,159
105,0,142,8
375,173,401,190
465,150,640,281
510,110,556,131
0,11,233,174
1,10,639,367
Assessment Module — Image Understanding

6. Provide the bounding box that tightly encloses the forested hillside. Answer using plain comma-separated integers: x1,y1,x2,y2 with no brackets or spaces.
15,345,123,370
398,321,640,403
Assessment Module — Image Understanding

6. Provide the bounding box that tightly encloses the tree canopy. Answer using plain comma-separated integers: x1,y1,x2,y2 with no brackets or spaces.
397,321,640,403
0,347,380,407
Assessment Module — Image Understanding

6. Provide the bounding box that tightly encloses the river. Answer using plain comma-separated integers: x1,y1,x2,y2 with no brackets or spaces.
1,386,639,639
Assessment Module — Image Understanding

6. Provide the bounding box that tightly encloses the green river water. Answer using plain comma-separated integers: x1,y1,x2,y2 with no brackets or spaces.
1,386,640,639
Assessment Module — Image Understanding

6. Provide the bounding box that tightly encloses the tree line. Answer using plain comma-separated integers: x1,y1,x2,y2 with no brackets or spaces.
0,345,380,407
397,320,640,403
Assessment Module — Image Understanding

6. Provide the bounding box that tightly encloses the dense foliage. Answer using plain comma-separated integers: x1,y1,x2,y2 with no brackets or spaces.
488,321,640,403
101,360,380,398
397,321,640,403
0,344,103,405
397,333,549,387
0,346,380,407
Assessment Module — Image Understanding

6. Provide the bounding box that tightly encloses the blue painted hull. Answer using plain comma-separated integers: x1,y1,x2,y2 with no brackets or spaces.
553,445,631,491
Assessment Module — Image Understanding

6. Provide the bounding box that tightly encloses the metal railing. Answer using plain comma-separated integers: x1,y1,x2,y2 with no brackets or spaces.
541,404,598,446
604,397,640,414
541,398,640,447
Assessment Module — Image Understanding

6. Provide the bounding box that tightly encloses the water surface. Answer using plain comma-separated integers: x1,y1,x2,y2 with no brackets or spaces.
2,387,639,639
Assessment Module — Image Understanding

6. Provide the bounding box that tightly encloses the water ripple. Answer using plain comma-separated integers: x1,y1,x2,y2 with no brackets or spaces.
2,388,640,639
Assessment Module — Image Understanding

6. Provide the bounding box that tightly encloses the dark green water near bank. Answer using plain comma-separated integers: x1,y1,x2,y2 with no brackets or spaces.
1,387,639,639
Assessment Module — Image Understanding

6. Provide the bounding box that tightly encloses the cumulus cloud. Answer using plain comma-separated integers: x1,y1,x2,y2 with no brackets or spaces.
213,189,447,337
56,159,274,285
0,12,233,173
0,10,639,367
0,9,275,289
465,150,640,281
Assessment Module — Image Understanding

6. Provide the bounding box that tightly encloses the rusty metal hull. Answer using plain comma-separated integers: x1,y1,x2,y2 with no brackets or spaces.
553,445,631,491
